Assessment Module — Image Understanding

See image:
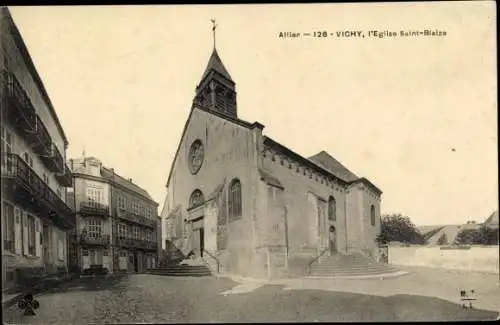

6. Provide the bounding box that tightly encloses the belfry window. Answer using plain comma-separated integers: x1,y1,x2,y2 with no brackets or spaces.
189,189,205,209
228,178,242,221
328,196,336,221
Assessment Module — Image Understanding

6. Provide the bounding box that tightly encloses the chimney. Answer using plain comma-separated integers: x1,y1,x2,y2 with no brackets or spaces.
128,178,133,183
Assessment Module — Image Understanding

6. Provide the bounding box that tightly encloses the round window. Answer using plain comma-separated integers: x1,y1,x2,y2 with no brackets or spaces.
188,140,204,175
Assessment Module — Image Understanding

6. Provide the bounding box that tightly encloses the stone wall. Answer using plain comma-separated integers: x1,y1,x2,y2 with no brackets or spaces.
388,245,499,274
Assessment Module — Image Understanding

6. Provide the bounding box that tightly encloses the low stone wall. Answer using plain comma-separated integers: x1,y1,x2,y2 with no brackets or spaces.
388,245,499,274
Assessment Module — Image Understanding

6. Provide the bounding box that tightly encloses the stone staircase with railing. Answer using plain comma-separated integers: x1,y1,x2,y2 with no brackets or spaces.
308,253,403,278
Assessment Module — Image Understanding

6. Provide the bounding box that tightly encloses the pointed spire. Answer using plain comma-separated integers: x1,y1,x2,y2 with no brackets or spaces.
201,49,233,82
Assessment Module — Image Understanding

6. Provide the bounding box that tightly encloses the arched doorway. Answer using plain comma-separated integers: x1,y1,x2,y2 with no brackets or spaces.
329,225,337,255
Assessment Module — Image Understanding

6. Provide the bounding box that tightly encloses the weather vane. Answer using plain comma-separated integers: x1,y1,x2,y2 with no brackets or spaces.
211,19,217,49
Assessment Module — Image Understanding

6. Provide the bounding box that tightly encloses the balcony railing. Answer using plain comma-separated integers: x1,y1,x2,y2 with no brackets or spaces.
40,142,64,173
28,115,52,156
116,208,156,229
1,69,37,134
1,153,75,229
81,234,110,246
55,164,72,187
79,202,110,216
116,237,157,250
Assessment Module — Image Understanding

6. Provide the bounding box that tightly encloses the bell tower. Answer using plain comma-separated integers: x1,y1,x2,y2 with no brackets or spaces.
193,20,238,119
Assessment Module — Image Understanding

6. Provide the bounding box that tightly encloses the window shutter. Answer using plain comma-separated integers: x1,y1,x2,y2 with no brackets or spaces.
14,207,22,255
22,211,29,255
35,218,41,257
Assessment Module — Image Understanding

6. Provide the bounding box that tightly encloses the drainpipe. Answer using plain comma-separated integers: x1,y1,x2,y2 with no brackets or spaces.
344,189,348,254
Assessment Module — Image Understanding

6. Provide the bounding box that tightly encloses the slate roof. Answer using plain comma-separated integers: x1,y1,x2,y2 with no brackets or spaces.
308,150,359,183
101,167,156,204
201,49,233,82
484,211,499,227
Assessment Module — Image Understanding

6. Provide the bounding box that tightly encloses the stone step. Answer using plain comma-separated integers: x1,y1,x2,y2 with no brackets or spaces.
310,267,399,274
145,271,212,277
310,266,400,273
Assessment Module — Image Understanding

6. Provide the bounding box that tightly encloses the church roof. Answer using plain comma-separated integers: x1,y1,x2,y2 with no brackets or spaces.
308,151,358,182
201,49,233,82
484,210,499,227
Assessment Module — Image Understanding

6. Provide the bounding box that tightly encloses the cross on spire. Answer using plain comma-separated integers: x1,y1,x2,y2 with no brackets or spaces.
211,19,217,49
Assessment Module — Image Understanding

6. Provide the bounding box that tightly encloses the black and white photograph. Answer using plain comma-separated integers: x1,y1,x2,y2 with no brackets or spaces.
1,2,498,323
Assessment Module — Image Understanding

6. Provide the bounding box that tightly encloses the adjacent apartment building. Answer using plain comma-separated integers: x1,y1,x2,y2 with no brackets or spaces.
1,7,74,289
68,155,160,274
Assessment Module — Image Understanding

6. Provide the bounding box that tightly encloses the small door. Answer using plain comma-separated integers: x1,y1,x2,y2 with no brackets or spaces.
329,226,337,255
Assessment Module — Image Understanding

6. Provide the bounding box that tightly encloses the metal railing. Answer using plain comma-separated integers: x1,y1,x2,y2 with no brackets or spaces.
1,153,75,228
203,249,222,273
1,69,37,132
116,208,156,228
81,234,110,246
306,248,330,275
116,237,157,250
80,202,110,216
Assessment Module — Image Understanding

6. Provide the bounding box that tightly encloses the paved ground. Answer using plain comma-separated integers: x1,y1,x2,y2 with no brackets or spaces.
2,268,499,324
3,269,500,324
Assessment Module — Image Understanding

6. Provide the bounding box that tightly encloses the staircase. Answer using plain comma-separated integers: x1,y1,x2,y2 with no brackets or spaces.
144,258,213,277
308,253,403,278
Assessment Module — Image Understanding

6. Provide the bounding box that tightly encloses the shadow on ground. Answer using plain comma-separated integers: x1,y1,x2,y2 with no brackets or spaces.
40,274,131,295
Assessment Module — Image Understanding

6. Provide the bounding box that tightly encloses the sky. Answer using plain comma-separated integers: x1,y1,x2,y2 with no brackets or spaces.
8,3,497,226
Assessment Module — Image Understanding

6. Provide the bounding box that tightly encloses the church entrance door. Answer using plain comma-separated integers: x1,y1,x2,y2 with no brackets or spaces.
329,226,337,255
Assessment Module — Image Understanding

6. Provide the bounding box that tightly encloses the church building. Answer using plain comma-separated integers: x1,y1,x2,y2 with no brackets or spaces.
162,39,383,278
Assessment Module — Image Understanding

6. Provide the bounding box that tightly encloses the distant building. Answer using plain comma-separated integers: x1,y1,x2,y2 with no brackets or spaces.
162,42,382,278
1,8,74,290
483,211,498,229
69,156,159,274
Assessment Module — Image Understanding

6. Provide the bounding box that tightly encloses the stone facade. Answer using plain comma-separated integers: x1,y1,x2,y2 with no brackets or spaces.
162,47,382,279
1,8,74,289
69,156,159,274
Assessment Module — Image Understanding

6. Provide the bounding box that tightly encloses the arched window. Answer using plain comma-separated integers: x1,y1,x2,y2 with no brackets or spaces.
188,189,205,209
328,196,336,221
370,205,376,226
228,178,242,221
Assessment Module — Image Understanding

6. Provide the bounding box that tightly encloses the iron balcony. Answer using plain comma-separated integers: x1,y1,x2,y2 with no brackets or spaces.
1,69,37,137
1,153,76,229
116,208,156,229
81,234,110,246
40,142,64,174
55,164,72,187
79,201,110,217
116,237,157,251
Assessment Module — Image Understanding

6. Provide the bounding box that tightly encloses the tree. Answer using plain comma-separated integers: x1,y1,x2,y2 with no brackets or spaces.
379,213,425,245
456,226,499,245
436,233,448,245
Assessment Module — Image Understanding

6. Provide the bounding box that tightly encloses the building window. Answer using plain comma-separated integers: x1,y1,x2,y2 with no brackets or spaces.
27,215,36,255
228,178,242,221
86,218,103,238
118,195,127,211
2,201,15,253
189,189,205,209
328,196,336,221
118,223,127,239
370,205,376,226
133,226,140,239
87,188,103,207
